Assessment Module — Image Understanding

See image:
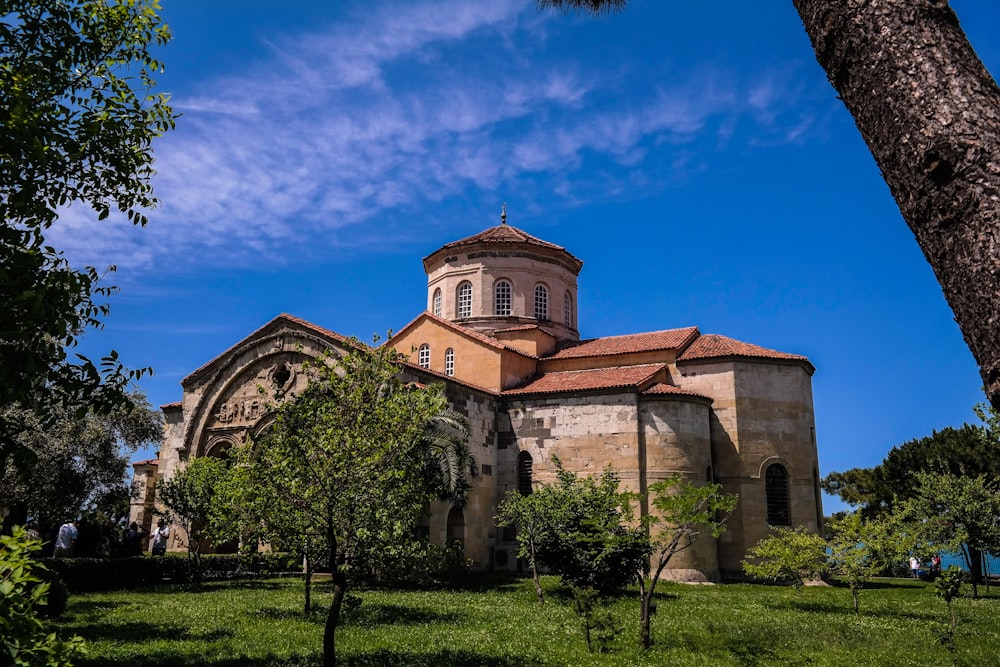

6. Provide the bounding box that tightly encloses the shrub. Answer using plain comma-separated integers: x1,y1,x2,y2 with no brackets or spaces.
42,552,299,592
1,526,83,665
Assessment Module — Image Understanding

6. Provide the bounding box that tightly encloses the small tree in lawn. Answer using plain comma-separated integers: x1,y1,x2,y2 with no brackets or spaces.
508,457,649,597
742,526,828,590
496,485,561,605
825,511,903,615
247,343,460,667
639,475,737,650
156,456,230,584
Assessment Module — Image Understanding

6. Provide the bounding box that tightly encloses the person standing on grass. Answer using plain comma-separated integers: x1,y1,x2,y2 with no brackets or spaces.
150,519,170,556
53,518,79,558
909,555,921,579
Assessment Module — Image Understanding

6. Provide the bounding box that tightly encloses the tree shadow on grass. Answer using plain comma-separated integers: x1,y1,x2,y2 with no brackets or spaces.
341,649,545,666
74,648,540,667
66,620,235,644
66,600,131,615
345,602,462,628
74,652,323,667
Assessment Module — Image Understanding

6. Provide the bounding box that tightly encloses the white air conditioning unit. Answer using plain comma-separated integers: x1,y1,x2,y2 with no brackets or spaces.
491,546,518,571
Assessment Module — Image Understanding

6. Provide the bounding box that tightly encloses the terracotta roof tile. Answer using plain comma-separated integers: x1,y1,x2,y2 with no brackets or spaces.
160,401,182,410
399,359,498,396
387,312,538,359
503,364,666,396
642,383,712,401
132,458,159,467
547,327,700,360
677,334,811,366
439,223,566,251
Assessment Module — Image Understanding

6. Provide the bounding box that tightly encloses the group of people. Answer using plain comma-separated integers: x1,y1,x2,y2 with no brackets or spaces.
43,517,171,558
908,554,942,579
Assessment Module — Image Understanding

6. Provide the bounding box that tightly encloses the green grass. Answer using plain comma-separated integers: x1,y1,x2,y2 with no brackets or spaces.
54,575,1000,666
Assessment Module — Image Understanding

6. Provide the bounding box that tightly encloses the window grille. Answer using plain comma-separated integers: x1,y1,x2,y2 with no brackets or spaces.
457,282,472,318
495,280,511,316
765,463,791,526
534,285,548,320
418,344,430,369
444,348,454,376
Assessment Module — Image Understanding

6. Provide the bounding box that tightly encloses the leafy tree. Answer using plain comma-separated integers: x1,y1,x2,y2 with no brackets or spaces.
638,476,736,650
245,344,465,667
156,456,231,585
742,526,829,591
0,526,83,666
505,457,649,596
537,0,1000,409
935,566,965,633
417,408,476,507
496,487,560,605
0,392,161,532
825,408,1000,591
825,511,905,615
902,471,1000,598
0,0,176,475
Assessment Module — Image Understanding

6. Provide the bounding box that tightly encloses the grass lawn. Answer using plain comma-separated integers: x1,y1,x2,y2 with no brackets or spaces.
54,574,1000,666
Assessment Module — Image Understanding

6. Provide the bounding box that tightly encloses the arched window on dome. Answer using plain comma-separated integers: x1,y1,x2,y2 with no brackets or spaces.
432,288,442,316
517,451,533,496
457,282,472,319
765,463,791,527
563,290,573,327
494,279,511,316
444,348,454,376
417,344,430,369
534,284,548,320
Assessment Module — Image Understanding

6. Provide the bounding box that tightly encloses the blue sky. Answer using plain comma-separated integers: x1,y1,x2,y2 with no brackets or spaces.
59,1,999,514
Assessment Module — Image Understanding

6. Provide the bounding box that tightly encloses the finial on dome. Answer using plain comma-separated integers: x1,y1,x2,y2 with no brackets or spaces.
501,202,507,225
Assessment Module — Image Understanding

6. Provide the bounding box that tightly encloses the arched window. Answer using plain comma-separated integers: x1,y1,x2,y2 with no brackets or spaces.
444,348,455,376
494,279,512,316
563,290,573,327
432,288,442,316
534,284,548,320
517,451,533,496
418,343,430,369
447,506,465,549
457,282,472,319
765,463,791,527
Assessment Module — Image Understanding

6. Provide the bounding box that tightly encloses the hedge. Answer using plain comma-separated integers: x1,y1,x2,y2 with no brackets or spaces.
41,552,300,592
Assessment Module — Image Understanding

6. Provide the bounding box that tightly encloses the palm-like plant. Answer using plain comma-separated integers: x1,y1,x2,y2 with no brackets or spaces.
420,408,476,506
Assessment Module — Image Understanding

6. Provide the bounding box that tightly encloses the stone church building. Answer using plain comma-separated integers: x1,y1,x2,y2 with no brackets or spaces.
131,215,823,581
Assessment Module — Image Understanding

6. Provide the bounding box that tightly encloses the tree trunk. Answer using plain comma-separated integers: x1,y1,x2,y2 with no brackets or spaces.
324,569,347,667
304,552,313,616
529,540,544,605
793,0,1000,407
639,588,651,650
323,530,344,667
851,584,859,616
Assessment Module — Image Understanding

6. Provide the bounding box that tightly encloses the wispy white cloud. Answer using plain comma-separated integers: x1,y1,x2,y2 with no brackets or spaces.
47,0,823,271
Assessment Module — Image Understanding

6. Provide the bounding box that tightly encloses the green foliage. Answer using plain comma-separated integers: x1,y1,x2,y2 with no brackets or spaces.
825,511,905,614
935,565,965,634
0,393,161,528
156,456,232,583
823,407,1000,519
0,0,176,476
638,475,736,649
498,457,649,596
570,586,618,653
53,575,1000,666
899,471,1000,595
242,343,471,664
0,526,83,666
42,553,298,593
743,526,828,590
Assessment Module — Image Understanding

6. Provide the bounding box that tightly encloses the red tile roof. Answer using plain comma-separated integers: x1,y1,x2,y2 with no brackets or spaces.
546,327,700,360
642,383,712,401
387,312,538,358
132,458,159,467
438,223,566,251
424,223,583,273
160,401,182,410
677,334,811,366
503,364,667,396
